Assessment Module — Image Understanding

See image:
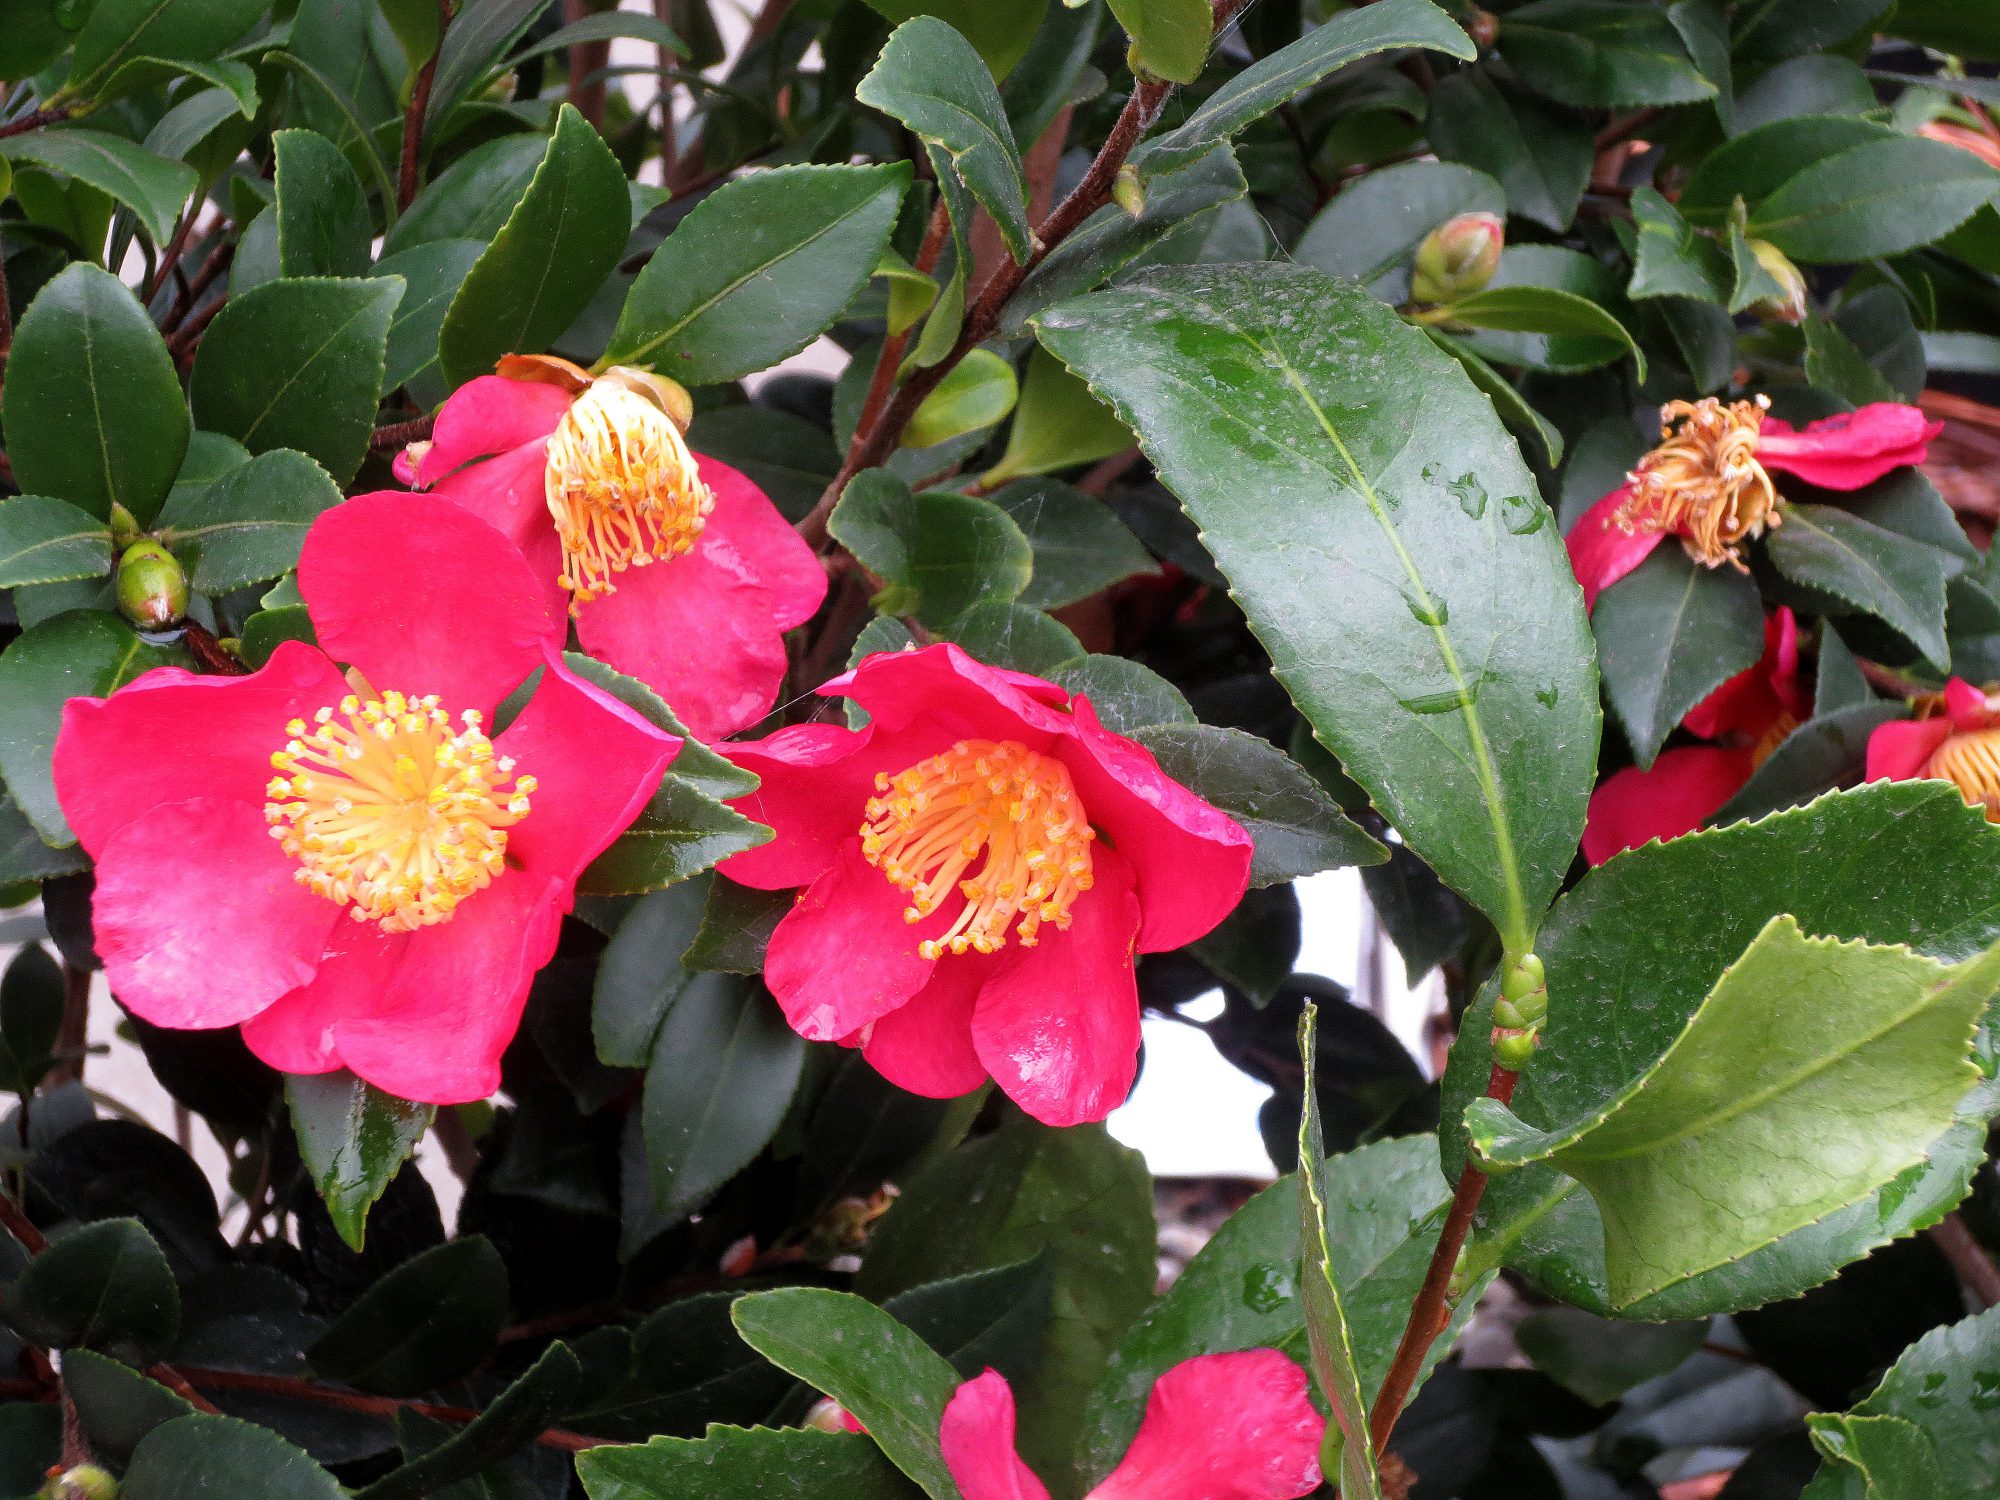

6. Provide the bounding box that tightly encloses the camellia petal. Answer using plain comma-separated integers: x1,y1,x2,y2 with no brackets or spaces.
1565,486,1666,611
1865,717,1956,784
939,1371,1054,1500
699,457,829,632
969,844,1144,1127
763,837,939,1041
1758,403,1942,490
240,919,406,1075
1088,1350,1324,1500
1682,607,1802,741
719,722,889,890
299,493,563,711
93,797,340,1028
397,374,570,488
858,954,992,1100
831,640,1072,742
1581,744,1756,866
417,441,569,612
53,640,352,856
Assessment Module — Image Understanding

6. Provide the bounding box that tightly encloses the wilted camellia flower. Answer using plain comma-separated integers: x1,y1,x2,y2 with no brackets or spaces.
53,495,680,1104
1867,677,2000,820
940,1351,1323,1500
393,355,827,740
1566,397,1940,608
716,643,1252,1126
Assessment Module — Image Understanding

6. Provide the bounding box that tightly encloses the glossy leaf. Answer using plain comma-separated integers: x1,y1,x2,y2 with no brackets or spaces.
1749,137,2000,263
579,1425,919,1500
1131,723,1387,884
1679,116,1893,227
903,347,1019,449
0,497,112,588
991,477,1156,609
122,1414,342,1500
1046,655,1192,735
1422,330,1566,467
273,129,371,279
4,1216,180,1363
1108,0,1211,84
1766,503,1952,672
1427,69,1593,232
1035,264,1598,954
858,17,1030,263
982,349,1134,489
438,106,630,387
373,239,484,396
355,1343,582,1500
1498,0,1714,108
0,129,197,248
286,1070,433,1254
308,1237,510,1396
1436,285,1646,378
1626,186,1730,302
829,469,1032,624
63,0,264,101
593,879,711,1067
1143,0,1471,171
683,876,792,975
608,163,910,387
0,611,185,845
1,263,189,524
1594,546,1764,768
1469,915,1999,1308
189,275,402,487
732,1288,963,1500
63,1349,196,1465
383,135,549,254
639,973,803,1218
154,448,343,594
1515,1308,1708,1406
859,0,1049,79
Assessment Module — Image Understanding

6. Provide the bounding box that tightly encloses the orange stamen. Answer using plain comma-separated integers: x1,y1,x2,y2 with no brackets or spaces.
1613,396,1781,571
1925,728,2000,821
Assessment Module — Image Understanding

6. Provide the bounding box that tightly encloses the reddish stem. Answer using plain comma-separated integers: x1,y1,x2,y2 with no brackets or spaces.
182,621,249,676
1929,1212,2000,1309
176,1367,605,1452
0,107,71,140
399,1,455,210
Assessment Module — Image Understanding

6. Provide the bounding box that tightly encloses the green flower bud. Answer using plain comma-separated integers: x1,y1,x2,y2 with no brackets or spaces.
1493,996,1528,1030
107,501,142,550
1493,1028,1539,1072
115,540,188,630
1411,211,1504,305
1113,163,1146,220
43,1465,118,1500
1746,239,1807,326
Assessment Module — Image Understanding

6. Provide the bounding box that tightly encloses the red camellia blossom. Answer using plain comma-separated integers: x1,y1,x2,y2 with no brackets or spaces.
53,495,680,1104
716,643,1252,1126
391,355,827,740
1867,676,2000,819
1566,397,1940,608
940,1351,1323,1500
1582,608,1806,865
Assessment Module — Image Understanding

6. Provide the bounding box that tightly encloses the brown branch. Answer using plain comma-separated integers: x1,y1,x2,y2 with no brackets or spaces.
182,621,249,676
43,962,90,1088
176,1367,605,1452
0,1190,48,1253
0,106,71,141
371,413,436,450
159,235,234,336
562,0,611,128
1930,1212,2000,1309
144,207,202,302
1368,1060,1518,1455
400,0,455,210
0,233,13,363
843,197,953,480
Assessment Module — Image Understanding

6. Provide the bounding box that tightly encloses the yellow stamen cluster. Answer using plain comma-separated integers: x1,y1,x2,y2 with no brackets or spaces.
1614,396,1781,571
1926,729,2000,821
264,691,535,931
860,739,1096,958
544,377,714,607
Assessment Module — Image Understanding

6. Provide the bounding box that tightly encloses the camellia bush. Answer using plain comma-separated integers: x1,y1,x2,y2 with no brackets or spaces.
5,0,2000,1496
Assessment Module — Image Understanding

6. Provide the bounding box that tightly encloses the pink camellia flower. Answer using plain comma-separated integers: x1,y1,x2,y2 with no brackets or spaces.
940,1351,1323,1500
52,494,680,1104
1583,608,1806,864
1867,676,2000,820
715,643,1252,1126
390,355,828,741
1567,397,1940,608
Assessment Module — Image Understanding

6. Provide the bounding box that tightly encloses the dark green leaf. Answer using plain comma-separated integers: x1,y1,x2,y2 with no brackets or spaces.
1714,701,1902,825
593,878,712,1067
992,477,1156,609
1667,0,1733,130
1734,55,1877,134
1626,186,1729,303
1750,138,2000,263
286,1070,433,1255
1140,0,1473,172
732,1288,962,1500
0,612,186,845
309,1237,510,1396
1734,0,1891,60
0,263,188,524
579,1423,919,1500
1594,546,1764,767
383,136,550,255
685,406,840,523
1804,315,1902,407
1437,285,1646,377
829,469,1032,625
607,163,910,387
1132,723,1387,883
1499,0,1714,107
1035,264,1598,953
683,876,791,974
274,129,372,279
639,973,803,1218
934,599,1082,673
1766,503,1952,672
121,1413,343,1500
508,11,685,62
1679,116,1893,227
4,1216,179,1363
882,1258,1055,1384
0,795,90,883
1190,883,1301,1005
63,0,264,101
438,106,630,387
355,1343,581,1500
0,130,197,246
1422,330,1566,467
63,1348,195,1464
0,943,64,1094
857,1117,1155,1481
858,18,1030,263
1515,1308,1708,1406
0,497,112,588
859,0,1048,79
153,448,342,594
1427,69,1593,233
579,776,771,897
189,276,402,486
373,240,485,396
1294,159,1506,305
1046,656,1193,736
1454,244,1639,375
559,654,758,803
240,605,317,669
424,0,553,132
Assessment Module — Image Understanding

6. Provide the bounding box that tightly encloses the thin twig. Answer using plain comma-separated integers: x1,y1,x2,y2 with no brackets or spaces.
177,1367,606,1452
371,413,435,450
845,197,952,472
400,0,455,209
159,234,234,335
1930,1212,2000,1309
0,106,71,140
144,207,202,302
182,621,249,676
44,962,90,1087
0,1190,48,1253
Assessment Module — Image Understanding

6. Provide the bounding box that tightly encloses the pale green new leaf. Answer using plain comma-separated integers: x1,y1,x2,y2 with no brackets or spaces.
1467,915,2000,1308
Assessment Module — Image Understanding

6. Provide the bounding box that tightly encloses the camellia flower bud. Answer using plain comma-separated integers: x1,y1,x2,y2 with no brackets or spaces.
1410,211,1504,305
1745,239,1807,325
114,539,188,629
42,1465,118,1500
1113,163,1146,219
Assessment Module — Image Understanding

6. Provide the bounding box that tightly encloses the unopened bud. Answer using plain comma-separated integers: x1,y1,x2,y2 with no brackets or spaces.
1492,1027,1540,1072
1500,952,1547,1025
43,1465,117,1500
1113,163,1145,219
115,540,188,629
107,501,142,550
1492,996,1528,1030
1411,211,1504,305
1745,239,1807,325
804,1397,862,1434
1465,7,1499,48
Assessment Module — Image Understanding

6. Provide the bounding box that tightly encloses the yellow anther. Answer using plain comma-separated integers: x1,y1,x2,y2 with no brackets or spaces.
859,740,1095,959
1613,396,1781,572
1926,727,2000,821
